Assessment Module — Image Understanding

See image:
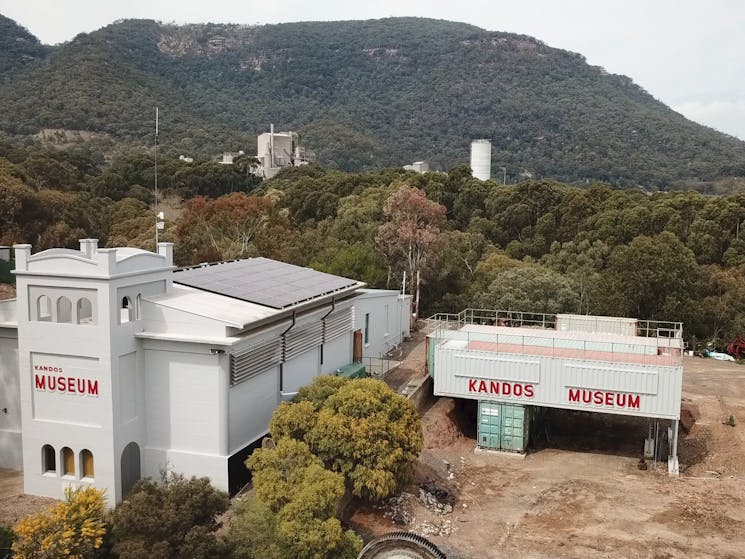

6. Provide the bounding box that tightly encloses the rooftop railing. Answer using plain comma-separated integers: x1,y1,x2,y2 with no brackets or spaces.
423,309,684,366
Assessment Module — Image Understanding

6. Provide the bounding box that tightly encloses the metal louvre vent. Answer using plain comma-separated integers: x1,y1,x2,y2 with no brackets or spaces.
324,307,353,342
283,322,323,361
230,337,282,386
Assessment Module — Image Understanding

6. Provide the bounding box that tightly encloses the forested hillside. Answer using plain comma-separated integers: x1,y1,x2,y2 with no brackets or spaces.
1,15,745,188
2,133,745,349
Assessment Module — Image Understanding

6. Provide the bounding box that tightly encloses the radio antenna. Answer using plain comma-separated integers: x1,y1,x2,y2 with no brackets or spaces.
154,107,160,246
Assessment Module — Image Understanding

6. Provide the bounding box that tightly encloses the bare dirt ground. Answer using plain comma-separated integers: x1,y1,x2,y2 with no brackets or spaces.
351,342,745,559
0,469,55,527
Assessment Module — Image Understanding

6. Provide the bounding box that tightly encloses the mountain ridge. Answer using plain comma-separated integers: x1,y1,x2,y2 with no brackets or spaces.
0,15,743,188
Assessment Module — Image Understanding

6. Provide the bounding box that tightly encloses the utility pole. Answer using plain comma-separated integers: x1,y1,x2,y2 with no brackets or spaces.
501,166,507,185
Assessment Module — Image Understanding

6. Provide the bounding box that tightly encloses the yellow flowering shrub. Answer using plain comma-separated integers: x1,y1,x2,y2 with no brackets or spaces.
12,486,107,559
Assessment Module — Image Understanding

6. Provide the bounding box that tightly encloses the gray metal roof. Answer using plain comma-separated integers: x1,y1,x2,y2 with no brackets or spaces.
173,257,362,309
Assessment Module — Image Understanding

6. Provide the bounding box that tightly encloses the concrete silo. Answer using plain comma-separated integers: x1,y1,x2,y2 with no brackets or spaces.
470,139,492,180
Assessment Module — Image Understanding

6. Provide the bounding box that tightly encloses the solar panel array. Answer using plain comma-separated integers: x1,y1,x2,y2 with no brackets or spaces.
173,257,360,309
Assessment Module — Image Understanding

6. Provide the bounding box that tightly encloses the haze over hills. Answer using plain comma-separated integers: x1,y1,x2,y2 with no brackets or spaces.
1,14,744,188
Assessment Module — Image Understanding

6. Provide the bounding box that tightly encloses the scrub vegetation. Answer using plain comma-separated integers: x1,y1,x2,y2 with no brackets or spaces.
11,486,107,559
110,473,231,559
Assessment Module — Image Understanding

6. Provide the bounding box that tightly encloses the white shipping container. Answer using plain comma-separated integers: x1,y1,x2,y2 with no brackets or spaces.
556,314,638,337
432,338,682,419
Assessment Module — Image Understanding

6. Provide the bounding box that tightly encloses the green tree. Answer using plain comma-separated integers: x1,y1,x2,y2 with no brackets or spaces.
599,232,697,319
111,473,230,559
271,376,423,500
475,265,580,314
238,438,361,559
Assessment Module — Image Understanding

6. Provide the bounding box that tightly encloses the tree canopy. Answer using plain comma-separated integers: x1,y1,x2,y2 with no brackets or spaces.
270,376,424,500
1,16,745,187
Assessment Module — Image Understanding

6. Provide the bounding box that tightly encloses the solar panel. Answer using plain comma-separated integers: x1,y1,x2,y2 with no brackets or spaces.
173,257,360,309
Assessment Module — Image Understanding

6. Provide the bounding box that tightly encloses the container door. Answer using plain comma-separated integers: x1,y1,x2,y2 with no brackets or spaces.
478,401,501,449
500,404,526,452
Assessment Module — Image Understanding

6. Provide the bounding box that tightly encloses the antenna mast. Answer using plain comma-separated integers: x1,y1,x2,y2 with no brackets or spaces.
154,107,160,246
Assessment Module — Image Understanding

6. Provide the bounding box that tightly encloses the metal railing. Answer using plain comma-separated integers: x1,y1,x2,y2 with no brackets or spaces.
425,309,682,337
424,309,684,366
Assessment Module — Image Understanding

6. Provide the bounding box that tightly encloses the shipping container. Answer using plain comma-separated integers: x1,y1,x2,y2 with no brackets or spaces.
433,330,683,420
556,314,637,337
478,401,531,452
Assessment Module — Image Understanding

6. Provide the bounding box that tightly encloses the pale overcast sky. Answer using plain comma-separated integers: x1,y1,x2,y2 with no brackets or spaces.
1,0,744,140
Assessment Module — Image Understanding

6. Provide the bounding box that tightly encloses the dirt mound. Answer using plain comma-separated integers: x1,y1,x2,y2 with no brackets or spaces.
680,401,699,433
422,398,465,449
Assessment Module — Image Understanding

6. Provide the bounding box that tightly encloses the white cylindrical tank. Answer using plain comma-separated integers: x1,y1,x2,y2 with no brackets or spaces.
470,139,492,180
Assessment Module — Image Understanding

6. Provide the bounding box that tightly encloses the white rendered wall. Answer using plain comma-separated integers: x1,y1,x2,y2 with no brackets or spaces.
354,291,410,358
322,332,352,374
144,349,223,454
142,348,229,491
282,349,320,395
18,278,119,504
0,329,21,469
14,241,174,504
228,366,279,453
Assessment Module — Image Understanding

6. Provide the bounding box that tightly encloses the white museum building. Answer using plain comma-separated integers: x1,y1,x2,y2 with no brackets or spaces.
0,240,411,503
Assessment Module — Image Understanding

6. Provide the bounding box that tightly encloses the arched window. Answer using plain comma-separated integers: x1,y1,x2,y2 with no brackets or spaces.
42,444,56,474
80,449,94,478
57,296,72,323
61,447,75,476
77,297,93,324
37,295,52,322
120,296,134,324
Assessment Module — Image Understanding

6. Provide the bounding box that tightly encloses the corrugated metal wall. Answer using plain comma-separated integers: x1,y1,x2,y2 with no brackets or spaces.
433,343,682,419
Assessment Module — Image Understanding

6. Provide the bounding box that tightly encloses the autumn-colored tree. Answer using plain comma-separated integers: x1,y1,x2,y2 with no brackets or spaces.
271,376,423,500
375,183,446,316
234,438,361,559
175,192,290,264
12,486,107,559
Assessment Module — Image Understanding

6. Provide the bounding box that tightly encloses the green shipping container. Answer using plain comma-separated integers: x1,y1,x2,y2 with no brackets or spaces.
427,336,436,378
478,401,531,452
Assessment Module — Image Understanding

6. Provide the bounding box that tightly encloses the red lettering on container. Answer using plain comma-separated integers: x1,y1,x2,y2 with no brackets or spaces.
568,388,642,410
467,379,535,399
